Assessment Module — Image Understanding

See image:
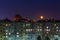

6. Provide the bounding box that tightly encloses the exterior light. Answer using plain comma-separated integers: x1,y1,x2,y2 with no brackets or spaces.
40,16,44,19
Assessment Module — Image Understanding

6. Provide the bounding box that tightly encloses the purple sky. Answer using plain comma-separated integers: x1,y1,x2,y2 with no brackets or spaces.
0,0,60,20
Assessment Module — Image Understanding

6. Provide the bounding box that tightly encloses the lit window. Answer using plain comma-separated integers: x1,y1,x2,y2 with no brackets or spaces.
17,32,19,34
56,30,58,32
26,29,28,31
17,35,19,37
23,24,25,27
40,29,42,31
9,32,11,35
59,30,60,32
30,29,32,31
6,24,8,26
9,24,11,26
54,35,58,37
26,29,31,32
46,29,50,31
23,33,26,39
46,26,48,29
27,29,30,31
37,26,39,28
54,24,57,26
56,27,58,29
6,33,8,35
6,36,8,38
40,26,42,28
26,24,30,27
5,24,11,26
37,29,39,31
6,30,8,32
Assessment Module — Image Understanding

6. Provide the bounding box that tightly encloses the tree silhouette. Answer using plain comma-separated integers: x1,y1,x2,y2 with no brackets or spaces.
45,36,50,40
37,35,41,40
13,14,23,22
55,38,58,40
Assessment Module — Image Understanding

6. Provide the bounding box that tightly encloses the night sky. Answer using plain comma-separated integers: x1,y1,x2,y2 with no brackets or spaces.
0,0,60,20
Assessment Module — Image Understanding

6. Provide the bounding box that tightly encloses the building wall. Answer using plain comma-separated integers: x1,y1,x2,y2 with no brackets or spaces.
0,21,60,40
